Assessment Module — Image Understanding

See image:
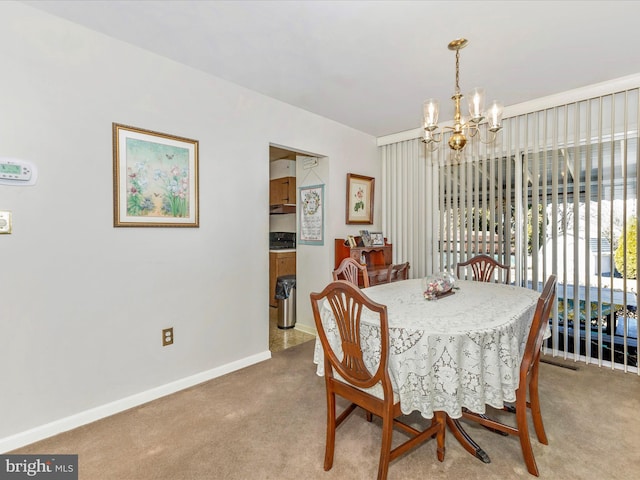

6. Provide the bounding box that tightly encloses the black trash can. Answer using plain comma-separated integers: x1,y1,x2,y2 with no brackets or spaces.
275,274,296,329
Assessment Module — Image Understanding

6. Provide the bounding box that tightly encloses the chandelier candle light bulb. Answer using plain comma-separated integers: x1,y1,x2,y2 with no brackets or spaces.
488,100,504,131
468,87,485,122
423,99,439,130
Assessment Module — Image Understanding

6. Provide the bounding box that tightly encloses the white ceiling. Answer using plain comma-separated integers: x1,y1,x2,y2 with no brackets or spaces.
23,0,640,138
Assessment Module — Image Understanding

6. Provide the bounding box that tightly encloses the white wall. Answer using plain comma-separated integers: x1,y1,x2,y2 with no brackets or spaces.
0,2,379,450
269,212,296,233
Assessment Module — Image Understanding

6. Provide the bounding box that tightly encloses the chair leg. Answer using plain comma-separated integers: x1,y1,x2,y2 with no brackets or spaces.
377,412,394,480
324,391,336,471
528,364,548,445
515,393,539,477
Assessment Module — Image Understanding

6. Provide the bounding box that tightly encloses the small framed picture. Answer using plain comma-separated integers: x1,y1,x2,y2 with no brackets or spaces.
371,232,384,246
347,235,357,248
346,173,374,224
359,230,372,247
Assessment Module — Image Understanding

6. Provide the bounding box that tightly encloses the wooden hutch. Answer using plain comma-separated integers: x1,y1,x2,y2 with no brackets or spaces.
334,237,393,286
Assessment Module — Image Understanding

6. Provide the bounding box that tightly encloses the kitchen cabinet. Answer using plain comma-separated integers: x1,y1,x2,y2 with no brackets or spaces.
334,238,393,286
269,176,296,206
269,251,296,307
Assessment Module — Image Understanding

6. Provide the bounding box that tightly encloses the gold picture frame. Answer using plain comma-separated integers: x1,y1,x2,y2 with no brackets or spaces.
113,123,199,227
346,173,374,224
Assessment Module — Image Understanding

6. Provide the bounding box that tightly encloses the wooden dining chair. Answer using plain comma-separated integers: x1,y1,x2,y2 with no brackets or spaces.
310,280,445,480
456,254,510,284
332,257,370,288
386,262,410,283
459,274,557,477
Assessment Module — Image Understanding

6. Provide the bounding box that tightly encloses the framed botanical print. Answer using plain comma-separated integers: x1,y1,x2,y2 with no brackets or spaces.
346,173,374,224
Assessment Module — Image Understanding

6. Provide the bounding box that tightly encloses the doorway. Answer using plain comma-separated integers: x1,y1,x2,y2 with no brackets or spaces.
268,145,315,352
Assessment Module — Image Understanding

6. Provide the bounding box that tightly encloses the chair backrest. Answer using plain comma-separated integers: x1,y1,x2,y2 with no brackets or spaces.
456,254,510,284
386,262,410,283
521,274,557,378
332,257,370,288
310,280,389,390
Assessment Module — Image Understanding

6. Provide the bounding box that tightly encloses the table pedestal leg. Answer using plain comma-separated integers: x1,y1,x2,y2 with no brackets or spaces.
446,416,491,463
433,411,446,461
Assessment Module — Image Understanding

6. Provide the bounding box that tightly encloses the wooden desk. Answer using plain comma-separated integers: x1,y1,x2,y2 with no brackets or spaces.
334,238,392,286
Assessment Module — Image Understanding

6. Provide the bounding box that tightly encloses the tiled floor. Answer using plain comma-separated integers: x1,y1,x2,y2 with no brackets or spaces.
269,306,316,353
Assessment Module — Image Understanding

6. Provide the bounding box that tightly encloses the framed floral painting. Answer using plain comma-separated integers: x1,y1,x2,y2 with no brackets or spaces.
112,123,199,227
346,173,374,224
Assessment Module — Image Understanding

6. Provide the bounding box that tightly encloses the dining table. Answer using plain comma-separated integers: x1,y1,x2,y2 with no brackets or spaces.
313,278,542,463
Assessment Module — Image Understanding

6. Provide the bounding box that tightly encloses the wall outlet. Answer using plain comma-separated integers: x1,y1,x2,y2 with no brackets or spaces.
162,327,174,346
0,211,12,234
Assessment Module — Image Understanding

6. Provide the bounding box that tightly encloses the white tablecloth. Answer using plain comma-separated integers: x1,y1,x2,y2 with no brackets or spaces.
313,279,541,419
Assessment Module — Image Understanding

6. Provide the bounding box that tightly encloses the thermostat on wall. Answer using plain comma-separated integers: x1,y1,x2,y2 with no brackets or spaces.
0,157,38,186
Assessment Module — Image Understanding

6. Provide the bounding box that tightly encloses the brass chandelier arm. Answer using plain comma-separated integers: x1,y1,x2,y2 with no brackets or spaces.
466,123,501,144
467,124,480,138
424,139,440,152
478,129,500,145
423,122,500,146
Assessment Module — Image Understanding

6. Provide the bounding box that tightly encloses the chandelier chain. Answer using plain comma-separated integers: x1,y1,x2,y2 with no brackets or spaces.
455,48,460,95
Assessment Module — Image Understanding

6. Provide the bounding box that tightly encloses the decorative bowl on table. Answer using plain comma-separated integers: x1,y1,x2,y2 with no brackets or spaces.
422,272,456,300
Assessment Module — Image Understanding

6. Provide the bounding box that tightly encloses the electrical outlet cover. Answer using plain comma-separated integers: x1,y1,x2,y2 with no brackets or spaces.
0,211,12,234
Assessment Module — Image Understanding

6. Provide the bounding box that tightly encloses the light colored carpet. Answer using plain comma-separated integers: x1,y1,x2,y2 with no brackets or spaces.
12,340,640,479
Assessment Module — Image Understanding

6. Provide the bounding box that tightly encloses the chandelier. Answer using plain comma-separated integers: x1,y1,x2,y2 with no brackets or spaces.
422,38,503,154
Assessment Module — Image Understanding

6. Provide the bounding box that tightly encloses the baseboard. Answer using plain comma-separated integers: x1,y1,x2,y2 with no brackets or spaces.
540,357,580,370
294,322,316,336
0,350,272,453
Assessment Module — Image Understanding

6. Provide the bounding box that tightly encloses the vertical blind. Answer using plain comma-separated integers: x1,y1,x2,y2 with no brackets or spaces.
381,89,639,373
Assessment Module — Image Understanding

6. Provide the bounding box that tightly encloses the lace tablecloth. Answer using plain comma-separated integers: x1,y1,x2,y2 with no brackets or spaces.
313,279,541,419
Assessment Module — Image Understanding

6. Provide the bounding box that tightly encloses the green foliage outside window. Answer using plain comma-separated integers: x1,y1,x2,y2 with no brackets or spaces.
614,216,638,279
527,204,545,254
462,207,495,231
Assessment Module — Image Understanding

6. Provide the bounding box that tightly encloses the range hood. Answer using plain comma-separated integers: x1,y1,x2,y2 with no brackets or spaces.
270,204,296,215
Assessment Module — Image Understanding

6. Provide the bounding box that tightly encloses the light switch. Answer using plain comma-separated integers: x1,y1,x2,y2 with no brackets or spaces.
0,211,12,234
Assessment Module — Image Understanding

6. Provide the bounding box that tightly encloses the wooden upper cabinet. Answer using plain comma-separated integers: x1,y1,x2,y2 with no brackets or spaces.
269,176,296,206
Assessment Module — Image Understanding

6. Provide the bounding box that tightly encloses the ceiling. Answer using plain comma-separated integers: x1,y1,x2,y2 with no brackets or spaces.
23,0,640,138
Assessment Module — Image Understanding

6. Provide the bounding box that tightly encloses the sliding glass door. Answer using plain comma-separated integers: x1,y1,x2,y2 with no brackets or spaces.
381,88,639,372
